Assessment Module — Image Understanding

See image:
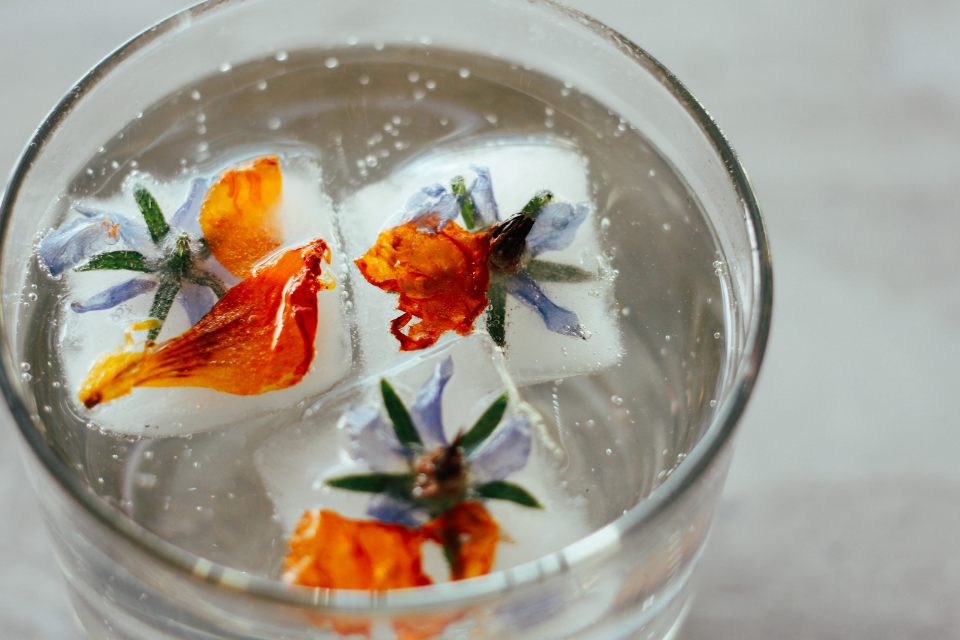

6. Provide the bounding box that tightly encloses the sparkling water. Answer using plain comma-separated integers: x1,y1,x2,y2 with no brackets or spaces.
21,46,727,578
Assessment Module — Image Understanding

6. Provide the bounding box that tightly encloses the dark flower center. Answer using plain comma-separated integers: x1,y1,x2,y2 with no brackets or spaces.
488,213,534,274
413,435,466,501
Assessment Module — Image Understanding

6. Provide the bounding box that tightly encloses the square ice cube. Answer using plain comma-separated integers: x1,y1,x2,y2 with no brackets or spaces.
338,140,621,386
57,153,353,437
254,333,592,577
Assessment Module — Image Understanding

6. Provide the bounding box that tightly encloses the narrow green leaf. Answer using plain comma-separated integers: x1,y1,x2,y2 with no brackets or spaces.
524,259,594,283
520,190,553,219
381,379,422,448
76,251,153,273
486,280,507,349
147,274,181,341
186,264,227,299
442,541,459,576
475,481,542,508
460,393,508,453
451,176,477,230
326,473,414,497
134,187,170,244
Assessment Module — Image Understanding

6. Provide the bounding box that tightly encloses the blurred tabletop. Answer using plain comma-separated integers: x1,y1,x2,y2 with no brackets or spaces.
2,1,959,638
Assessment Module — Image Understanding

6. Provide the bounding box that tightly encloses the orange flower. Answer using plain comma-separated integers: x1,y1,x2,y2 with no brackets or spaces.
282,509,432,590
78,238,333,408
422,501,499,580
199,156,284,278
355,221,491,351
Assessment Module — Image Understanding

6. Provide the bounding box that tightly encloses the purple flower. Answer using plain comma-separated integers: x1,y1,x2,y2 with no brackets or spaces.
330,356,538,527
36,178,225,337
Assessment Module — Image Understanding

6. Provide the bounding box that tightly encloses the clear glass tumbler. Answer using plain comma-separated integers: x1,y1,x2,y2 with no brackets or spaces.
0,1,771,638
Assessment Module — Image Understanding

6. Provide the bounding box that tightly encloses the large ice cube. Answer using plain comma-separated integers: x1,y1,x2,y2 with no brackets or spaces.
254,333,592,579
57,154,352,437
338,140,622,386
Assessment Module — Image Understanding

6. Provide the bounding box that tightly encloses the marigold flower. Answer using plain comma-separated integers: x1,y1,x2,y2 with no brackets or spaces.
199,156,284,278
355,220,491,351
78,238,333,408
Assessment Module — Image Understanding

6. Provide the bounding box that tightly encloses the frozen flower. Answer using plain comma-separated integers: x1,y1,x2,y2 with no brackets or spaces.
78,238,335,408
37,156,283,340
355,166,593,350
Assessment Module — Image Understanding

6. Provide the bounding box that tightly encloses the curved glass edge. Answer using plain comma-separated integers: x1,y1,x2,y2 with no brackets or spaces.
0,0,773,612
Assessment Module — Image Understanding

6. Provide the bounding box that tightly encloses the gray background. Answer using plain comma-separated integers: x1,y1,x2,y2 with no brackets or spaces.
2,1,959,638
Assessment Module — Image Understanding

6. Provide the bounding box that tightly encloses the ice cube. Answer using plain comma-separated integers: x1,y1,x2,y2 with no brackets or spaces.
254,333,592,578
338,140,621,386
57,154,352,437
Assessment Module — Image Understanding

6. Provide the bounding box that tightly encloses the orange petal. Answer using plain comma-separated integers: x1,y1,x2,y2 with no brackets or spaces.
355,221,491,351
78,238,333,408
200,156,284,278
392,613,465,640
282,510,432,590
423,501,499,580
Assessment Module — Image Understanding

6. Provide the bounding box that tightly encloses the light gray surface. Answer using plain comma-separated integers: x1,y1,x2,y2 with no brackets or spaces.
1,1,958,638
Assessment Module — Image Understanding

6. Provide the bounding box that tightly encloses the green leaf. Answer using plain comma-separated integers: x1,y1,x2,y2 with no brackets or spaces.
520,190,553,219
186,264,227,299
460,393,508,453
381,379,422,448
486,279,507,349
134,187,170,244
75,251,153,273
147,274,182,341
326,473,414,497
475,481,542,508
523,259,594,283
451,175,477,231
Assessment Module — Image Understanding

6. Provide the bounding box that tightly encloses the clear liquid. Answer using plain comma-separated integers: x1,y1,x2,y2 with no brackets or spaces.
22,46,726,578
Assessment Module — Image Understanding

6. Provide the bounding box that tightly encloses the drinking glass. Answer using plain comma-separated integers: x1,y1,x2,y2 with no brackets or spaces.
0,1,771,638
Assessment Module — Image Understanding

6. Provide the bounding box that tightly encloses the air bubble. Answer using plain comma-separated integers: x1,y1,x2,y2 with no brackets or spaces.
648,169,657,177
267,117,281,130
545,118,554,128
426,79,437,90
365,154,378,167
42,405,52,413
485,114,498,124
585,419,595,428
611,395,624,406
714,332,721,339
275,50,289,61
459,68,471,78
51,381,61,389
606,448,613,456
256,80,268,91
347,35,359,46
621,307,631,316
219,62,232,72
663,223,672,231
359,75,370,85
600,217,611,229
413,89,426,100
190,90,201,100
197,142,209,153
27,293,37,302
709,400,717,407
408,71,420,82
392,115,402,125
545,106,555,116
325,57,339,69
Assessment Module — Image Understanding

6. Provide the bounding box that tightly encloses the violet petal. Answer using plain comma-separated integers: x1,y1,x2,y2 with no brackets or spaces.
410,357,453,448
505,269,584,337
385,183,460,233
176,283,217,326
366,494,428,527
525,202,589,257
170,177,208,238
347,408,409,471
37,215,124,276
75,205,151,248
468,413,532,483
70,278,157,313
467,165,500,227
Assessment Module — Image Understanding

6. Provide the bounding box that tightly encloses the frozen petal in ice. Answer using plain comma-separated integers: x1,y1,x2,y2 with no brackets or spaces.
78,238,334,408
170,177,208,239
199,156,284,278
467,166,500,228
366,494,429,528
37,214,128,276
504,269,583,337
348,408,409,471
384,183,460,232
468,413,532,484
525,202,589,258
410,357,453,449
70,277,158,313
422,501,499,580
175,282,217,326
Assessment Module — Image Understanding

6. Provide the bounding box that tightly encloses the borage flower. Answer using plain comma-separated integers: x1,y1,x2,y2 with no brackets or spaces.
282,356,540,590
355,166,594,350
37,157,284,340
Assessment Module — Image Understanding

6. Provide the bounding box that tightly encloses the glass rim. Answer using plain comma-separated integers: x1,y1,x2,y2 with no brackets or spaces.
0,0,772,612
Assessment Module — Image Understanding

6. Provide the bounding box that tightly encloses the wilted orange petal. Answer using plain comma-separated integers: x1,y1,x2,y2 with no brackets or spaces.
355,221,491,351
423,501,499,581
283,510,432,590
393,613,465,640
200,156,284,278
78,238,333,408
